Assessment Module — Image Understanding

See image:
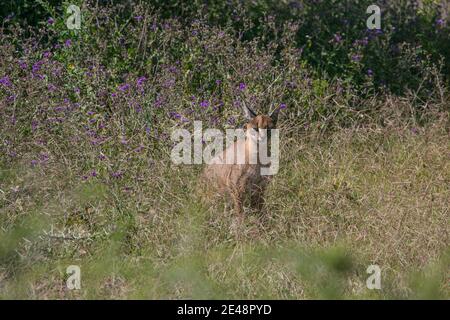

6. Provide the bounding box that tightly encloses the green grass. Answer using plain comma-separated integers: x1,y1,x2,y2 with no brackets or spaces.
1,119,448,299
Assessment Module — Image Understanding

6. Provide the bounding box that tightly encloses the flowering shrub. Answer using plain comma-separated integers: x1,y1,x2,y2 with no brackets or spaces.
1,0,448,195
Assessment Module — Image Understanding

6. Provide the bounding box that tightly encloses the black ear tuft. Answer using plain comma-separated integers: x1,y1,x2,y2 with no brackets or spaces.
269,107,280,125
242,103,257,120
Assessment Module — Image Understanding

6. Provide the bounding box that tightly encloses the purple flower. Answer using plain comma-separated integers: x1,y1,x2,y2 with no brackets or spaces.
169,112,182,119
168,65,178,73
163,79,175,88
374,29,383,35
18,61,27,69
367,69,373,76
111,171,123,179
154,97,163,107
136,76,146,87
40,153,49,162
90,137,105,145
0,76,11,87
91,170,98,177
32,61,42,73
134,104,143,113
64,39,72,47
436,19,444,26
31,160,39,167
367,28,383,40
118,83,130,92
134,15,143,21
200,100,209,108
216,80,221,85
239,82,246,91
47,17,54,25
280,103,287,110
43,51,52,58
47,83,57,92
332,33,342,43
354,38,369,46
31,120,39,131
351,54,362,62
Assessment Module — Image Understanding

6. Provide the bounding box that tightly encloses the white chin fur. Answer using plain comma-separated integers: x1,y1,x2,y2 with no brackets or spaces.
258,129,267,141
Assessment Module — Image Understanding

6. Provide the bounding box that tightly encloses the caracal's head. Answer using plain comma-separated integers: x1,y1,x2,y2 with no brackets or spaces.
241,103,280,141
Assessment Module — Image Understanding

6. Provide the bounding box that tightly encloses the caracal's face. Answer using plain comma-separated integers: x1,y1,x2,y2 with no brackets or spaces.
245,115,275,142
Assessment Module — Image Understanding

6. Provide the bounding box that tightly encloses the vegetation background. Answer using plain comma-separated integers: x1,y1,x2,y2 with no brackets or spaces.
0,0,449,299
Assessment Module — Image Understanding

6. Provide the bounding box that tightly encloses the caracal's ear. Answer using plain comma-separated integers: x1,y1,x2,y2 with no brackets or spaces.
269,107,280,126
242,102,257,120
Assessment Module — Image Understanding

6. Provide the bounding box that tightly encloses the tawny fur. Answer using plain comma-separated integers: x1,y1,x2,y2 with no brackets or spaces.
201,105,279,218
